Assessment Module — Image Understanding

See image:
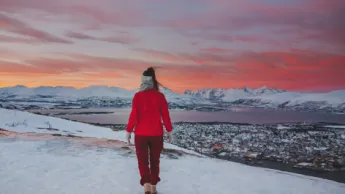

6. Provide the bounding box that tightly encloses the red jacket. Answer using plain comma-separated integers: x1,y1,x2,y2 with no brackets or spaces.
126,88,173,136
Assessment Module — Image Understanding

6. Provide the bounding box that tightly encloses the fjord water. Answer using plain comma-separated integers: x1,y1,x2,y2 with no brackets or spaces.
35,107,345,125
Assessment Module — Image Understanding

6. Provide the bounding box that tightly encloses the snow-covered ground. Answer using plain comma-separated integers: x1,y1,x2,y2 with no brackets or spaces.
324,125,345,129
0,108,194,155
1,138,344,194
0,108,345,194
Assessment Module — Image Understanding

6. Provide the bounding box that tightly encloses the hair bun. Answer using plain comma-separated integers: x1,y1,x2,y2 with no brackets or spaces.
147,67,154,72
143,67,155,76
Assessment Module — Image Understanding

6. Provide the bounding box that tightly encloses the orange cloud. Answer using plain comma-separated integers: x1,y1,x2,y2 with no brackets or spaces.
132,49,345,92
1,49,345,92
0,54,147,89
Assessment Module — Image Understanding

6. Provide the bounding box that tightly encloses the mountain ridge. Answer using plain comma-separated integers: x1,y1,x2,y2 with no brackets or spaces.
1,85,344,112
3,84,343,94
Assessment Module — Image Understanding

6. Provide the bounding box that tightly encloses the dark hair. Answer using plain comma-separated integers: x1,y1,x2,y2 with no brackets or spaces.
143,67,160,91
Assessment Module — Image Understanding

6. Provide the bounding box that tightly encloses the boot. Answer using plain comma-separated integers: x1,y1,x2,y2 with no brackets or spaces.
151,185,157,194
144,183,151,194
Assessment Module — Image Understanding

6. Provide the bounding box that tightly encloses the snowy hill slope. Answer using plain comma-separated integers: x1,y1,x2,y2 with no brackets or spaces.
0,108,344,194
0,108,190,153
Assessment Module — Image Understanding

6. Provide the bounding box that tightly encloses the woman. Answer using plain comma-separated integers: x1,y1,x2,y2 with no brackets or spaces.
126,67,173,194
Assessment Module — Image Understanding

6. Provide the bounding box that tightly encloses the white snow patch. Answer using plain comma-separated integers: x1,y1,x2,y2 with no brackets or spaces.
219,152,227,157
277,124,291,130
324,125,345,129
246,153,260,158
0,139,344,194
295,163,314,167
0,108,196,155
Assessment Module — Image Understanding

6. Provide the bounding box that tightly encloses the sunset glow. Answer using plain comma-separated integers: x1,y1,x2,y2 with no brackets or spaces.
1,0,344,93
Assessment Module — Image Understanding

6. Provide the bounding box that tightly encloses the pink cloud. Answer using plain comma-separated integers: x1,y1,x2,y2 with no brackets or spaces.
0,53,150,77
134,48,238,67
0,34,37,44
0,13,72,44
2,0,343,50
168,1,345,50
179,31,280,46
0,0,149,29
133,48,188,63
65,31,138,44
190,41,198,46
200,47,233,54
1,0,344,92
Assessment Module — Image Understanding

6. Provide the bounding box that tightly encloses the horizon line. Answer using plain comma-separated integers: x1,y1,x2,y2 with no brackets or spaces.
0,84,343,94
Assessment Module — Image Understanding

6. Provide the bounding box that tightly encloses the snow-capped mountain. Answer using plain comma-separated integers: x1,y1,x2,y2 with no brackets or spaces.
185,87,345,112
0,85,134,98
0,85,195,99
184,86,285,101
0,85,205,110
1,85,344,112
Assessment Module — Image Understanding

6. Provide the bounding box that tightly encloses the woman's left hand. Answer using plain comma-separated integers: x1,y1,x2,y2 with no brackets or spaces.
125,132,131,144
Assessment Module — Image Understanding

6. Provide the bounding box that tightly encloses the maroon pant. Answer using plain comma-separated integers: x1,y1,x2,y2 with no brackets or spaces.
134,135,164,186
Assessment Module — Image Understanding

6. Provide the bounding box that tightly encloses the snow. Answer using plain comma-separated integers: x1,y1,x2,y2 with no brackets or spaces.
1,108,345,194
295,163,314,167
185,86,284,101
246,153,260,158
219,152,227,157
185,87,345,107
0,85,134,98
1,137,344,194
0,108,195,155
324,125,345,129
0,85,205,106
277,124,291,130
2,86,345,112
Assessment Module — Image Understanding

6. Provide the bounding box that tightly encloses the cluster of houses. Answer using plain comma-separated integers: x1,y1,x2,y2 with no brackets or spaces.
97,122,345,171
170,122,345,171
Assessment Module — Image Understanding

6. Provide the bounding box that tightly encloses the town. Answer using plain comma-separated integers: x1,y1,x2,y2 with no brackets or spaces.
109,122,345,172
171,122,345,172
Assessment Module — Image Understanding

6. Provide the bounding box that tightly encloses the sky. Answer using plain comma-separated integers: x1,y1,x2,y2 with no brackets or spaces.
0,0,344,93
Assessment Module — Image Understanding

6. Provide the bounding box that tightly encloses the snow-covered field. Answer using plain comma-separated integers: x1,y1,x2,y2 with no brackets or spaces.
0,108,345,194
0,108,193,154
324,125,345,129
